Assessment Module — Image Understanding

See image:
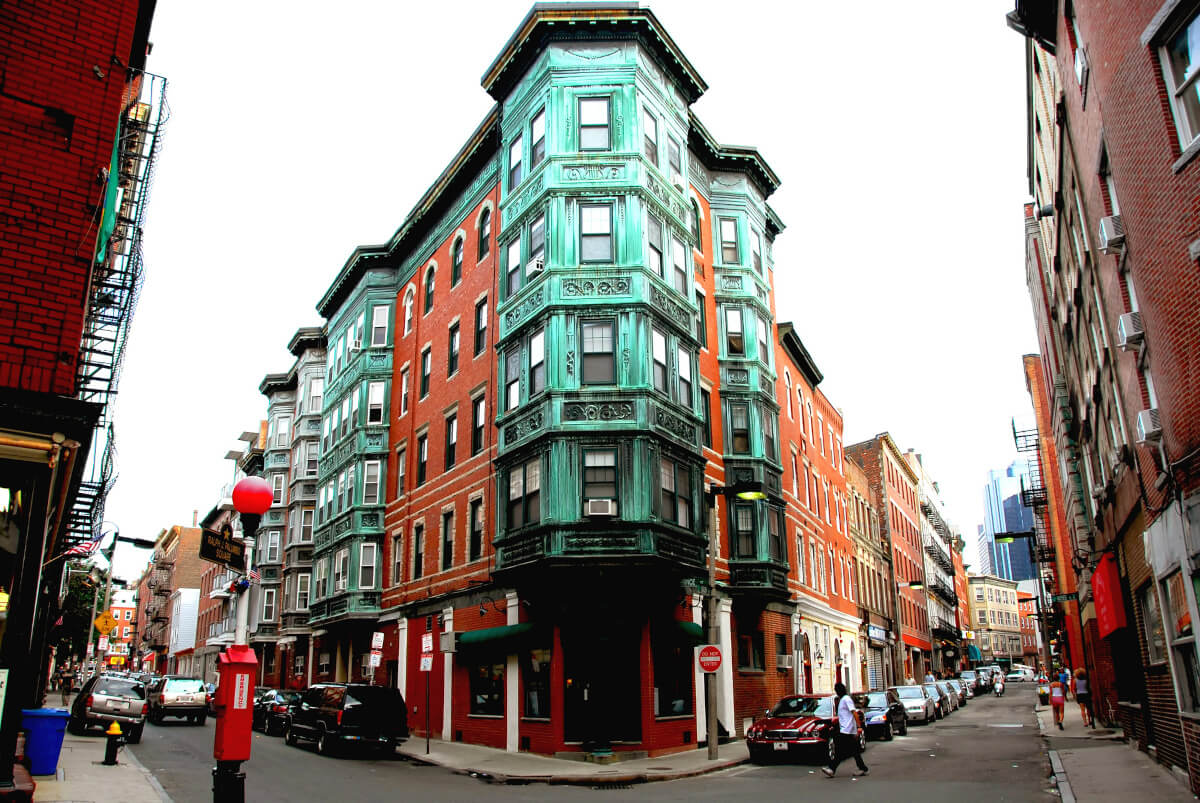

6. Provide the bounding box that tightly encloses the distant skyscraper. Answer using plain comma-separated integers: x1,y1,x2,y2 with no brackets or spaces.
980,460,1037,582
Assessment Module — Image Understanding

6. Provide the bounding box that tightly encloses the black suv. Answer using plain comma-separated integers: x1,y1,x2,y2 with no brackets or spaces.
284,683,408,757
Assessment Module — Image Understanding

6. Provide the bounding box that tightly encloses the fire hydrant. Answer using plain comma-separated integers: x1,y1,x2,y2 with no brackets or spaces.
103,721,124,765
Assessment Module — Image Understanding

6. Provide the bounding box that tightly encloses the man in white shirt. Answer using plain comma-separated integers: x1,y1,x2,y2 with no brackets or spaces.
822,682,868,777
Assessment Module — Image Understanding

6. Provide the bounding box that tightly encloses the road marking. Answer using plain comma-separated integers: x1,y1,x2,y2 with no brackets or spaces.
988,723,1024,728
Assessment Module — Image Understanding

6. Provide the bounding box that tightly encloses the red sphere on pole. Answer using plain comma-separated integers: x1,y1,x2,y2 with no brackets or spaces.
231,476,273,515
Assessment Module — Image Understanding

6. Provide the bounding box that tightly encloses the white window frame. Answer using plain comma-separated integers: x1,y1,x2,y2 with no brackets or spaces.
363,460,381,505
371,305,389,347
261,588,276,621
367,380,385,425
334,547,349,592
266,530,280,563
272,474,285,506
359,542,377,589
308,378,323,414
274,416,291,448
1158,11,1200,149
300,508,313,543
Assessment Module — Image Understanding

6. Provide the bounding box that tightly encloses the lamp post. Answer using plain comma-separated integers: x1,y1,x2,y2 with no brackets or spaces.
995,531,1053,673
92,528,156,677
212,476,270,803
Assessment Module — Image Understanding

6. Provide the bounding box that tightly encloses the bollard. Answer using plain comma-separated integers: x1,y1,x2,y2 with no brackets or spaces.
103,721,124,765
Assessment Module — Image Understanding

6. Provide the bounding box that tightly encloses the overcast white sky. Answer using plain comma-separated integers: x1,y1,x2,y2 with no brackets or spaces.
105,0,1037,581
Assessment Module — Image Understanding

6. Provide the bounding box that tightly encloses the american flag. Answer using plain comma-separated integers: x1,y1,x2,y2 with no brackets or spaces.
247,568,261,583
64,538,101,558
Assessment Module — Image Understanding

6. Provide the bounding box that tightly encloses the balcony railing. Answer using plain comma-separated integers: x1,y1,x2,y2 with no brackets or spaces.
923,536,953,573
930,576,957,606
932,617,959,641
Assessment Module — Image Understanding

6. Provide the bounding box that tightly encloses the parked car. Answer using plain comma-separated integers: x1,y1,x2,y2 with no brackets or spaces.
923,682,950,718
253,689,301,735
745,694,867,764
890,684,937,724
960,670,983,694
853,690,908,740
1006,668,1034,682
284,683,408,757
936,681,959,711
957,677,974,699
67,674,147,743
148,675,209,725
947,678,968,706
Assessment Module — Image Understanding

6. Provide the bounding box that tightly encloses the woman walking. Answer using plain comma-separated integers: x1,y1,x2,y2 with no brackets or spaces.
1073,667,1093,728
822,682,869,778
1048,674,1067,729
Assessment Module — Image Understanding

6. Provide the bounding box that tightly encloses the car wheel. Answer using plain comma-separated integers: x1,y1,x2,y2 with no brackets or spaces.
127,725,143,744
899,715,908,736
317,729,335,756
826,737,837,764
285,725,298,746
197,714,207,726
67,716,86,736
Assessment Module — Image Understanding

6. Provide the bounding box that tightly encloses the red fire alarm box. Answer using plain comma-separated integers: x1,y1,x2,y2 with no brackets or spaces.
213,645,257,761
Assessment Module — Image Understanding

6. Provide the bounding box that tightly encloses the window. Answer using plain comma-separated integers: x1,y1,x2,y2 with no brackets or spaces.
371,305,388,347
363,460,380,505
581,320,615,384
392,532,404,584
423,268,436,316
762,406,777,462
695,290,707,348
506,238,522,297
367,381,385,424
580,204,613,262
314,558,328,600
768,509,783,562
509,134,523,187
734,505,754,558
334,547,349,592
353,542,375,589
403,290,414,335
296,573,310,610
469,498,484,562
300,508,313,543
530,108,546,169
469,660,504,716
412,525,424,580
400,369,409,415
653,633,692,716
505,349,521,410
671,236,687,293
274,416,290,448
1162,572,1199,711
471,396,486,455
757,315,769,364
725,307,744,355
474,298,488,356
737,629,765,671
447,323,460,376
719,218,739,264
730,402,750,453
478,207,491,260
1160,12,1200,149
643,110,658,166
583,449,617,502
262,588,276,622
690,200,703,252
651,329,668,393
272,474,285,506
751,230,762,274
796,532,806,585
305,442,318,477
420,348,431,399
579,96,610,151
522,647,551,718
529,213,545,265
444,414,457,470
667,136,682,185
530,328,545,396
441,510,454,571
448,237,464,287
507,457,541,528
396,447,406,495
677,346,692,405
659,458,690,527
646,214,664,277
341,467,353,510
309,377,323,414
700,388,712,448
416,434,428,487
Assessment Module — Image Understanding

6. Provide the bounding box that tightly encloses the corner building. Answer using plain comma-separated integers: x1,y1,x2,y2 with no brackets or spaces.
302,4,830,757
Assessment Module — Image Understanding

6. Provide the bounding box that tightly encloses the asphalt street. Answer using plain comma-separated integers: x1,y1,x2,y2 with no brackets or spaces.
128,684,1055,802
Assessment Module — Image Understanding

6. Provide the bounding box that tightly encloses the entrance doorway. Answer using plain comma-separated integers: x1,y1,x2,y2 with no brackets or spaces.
563,627,641,748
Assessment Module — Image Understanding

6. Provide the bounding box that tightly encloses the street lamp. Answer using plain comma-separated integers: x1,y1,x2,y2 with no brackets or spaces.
93,527,155,678
212,476,271,803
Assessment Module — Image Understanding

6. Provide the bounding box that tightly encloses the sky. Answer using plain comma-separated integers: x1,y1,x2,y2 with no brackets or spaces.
105,0,1038,581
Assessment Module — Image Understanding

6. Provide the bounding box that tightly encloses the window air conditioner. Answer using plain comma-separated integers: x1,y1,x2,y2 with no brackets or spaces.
775,653,794,670
673,176,685,192
1136,408,1162,443
1116,311,1144,351
350,338,363,352
1098,215,1125,255
526,257,545,275
585,498,616,517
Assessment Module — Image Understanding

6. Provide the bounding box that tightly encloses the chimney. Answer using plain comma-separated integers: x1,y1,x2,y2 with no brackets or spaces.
193,509,198,527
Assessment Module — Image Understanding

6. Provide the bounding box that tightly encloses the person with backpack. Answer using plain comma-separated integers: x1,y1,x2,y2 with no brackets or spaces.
822,682,869,778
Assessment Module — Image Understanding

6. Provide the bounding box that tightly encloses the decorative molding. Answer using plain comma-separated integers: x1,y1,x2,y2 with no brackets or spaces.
727,368,750,385
566,351,575,377
566,47,621,61
760,376,775,395
646,174,686,221
365,433,385,449
721,275,744,291
654,407,696,441
562,277,631,296
361,513,380,528
504,411,544,442
563,402,634,421
649,285,691,330
563,163,625,182
334,518,352,536
504,288,544,328
504,173,546,225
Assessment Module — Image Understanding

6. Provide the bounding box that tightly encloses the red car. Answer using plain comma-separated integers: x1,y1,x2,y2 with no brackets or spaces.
745,694,867,764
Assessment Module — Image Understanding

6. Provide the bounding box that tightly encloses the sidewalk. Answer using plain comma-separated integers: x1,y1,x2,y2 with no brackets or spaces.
30,731,169,802
395,737,749,785
1033,704,1196,802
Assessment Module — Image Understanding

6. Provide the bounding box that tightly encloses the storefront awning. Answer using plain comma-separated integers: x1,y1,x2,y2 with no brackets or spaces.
457,622,543,652
967,644,983,661
674,620,705,645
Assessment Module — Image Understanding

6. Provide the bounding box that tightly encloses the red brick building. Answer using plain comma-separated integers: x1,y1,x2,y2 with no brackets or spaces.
1018,591,1039,664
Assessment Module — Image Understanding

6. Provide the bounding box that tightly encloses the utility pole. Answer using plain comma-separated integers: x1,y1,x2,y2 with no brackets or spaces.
704,489,720,760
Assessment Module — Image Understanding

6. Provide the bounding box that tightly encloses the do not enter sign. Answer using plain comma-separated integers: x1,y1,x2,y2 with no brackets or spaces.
696,644,721,673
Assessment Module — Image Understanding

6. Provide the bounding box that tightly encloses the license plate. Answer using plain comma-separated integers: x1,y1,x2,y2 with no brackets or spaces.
773,742,788,751
112,701,128,711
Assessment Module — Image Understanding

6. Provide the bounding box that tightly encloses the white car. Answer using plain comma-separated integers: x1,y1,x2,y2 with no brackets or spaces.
1005,669,1034,682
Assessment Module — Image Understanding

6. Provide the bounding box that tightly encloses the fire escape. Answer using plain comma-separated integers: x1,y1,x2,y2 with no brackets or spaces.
1013,420,1057,592
66,72,168,546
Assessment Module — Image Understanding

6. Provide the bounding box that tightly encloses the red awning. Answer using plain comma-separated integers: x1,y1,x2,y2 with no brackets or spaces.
1093,552,1127,638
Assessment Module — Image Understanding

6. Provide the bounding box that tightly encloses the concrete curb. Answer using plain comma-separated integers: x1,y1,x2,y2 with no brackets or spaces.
404,752,748,786
123,742,174,803
1048,750,1077,803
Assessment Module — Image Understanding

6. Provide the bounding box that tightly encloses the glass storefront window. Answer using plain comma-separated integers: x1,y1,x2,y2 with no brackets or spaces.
1140,584,1167,663
522,647,551,719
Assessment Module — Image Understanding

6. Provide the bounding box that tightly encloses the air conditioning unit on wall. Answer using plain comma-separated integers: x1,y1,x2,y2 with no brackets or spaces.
775,654,794,670
1136,408,1162,443
1099,215,1125,255
526,257,545,275
585,498,616,517
1116,312,1144,351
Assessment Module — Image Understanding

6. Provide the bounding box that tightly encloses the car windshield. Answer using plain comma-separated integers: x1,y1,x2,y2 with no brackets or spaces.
769,696,833,718
894,686,925,699
923,684,941,695
95,678,145,698
278,691,300,704
164,678,204,693
860,692,888,708
345,686,405,716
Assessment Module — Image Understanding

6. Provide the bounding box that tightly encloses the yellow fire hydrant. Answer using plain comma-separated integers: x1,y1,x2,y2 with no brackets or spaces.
103,721,124,766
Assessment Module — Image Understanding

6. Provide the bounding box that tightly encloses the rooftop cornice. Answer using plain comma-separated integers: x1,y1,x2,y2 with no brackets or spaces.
688,111,781,198
287,326,326,356
258,371,293,396
777,322,822,387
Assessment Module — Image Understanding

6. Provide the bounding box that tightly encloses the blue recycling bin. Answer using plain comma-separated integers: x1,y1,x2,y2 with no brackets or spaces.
21,708,71,776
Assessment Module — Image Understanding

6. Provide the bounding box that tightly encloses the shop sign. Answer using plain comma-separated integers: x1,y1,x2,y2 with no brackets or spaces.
1093,552,1127,638
868,625,887,643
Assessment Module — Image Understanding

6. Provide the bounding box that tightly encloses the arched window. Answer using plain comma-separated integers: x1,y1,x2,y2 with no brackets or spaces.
424,267,436,315
451,237,464,286
690,199,703,253
478,208,491,260
784,370,793,420
402,289,414,335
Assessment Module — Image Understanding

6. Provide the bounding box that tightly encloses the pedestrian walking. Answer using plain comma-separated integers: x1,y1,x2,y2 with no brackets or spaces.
59,665,74,706
1073,668,1093,728
822,682,868,778
1049,676,1067,729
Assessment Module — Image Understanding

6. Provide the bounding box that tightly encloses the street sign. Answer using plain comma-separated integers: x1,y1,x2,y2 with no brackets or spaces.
98,636,109,651
199,526,246,572
372,631,385,650
94,612,117,635
1052,592,1079,603
369,649,382,668
421,633,433,653
696,644,722,673
419,655,434,672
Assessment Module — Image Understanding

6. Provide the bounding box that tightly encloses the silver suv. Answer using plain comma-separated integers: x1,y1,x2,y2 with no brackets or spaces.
149,676,208,725
67,674,147,743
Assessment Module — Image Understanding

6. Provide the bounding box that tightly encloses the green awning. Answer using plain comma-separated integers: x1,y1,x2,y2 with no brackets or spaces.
675,620,705,645
457,622,541,652
967,644,983,661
